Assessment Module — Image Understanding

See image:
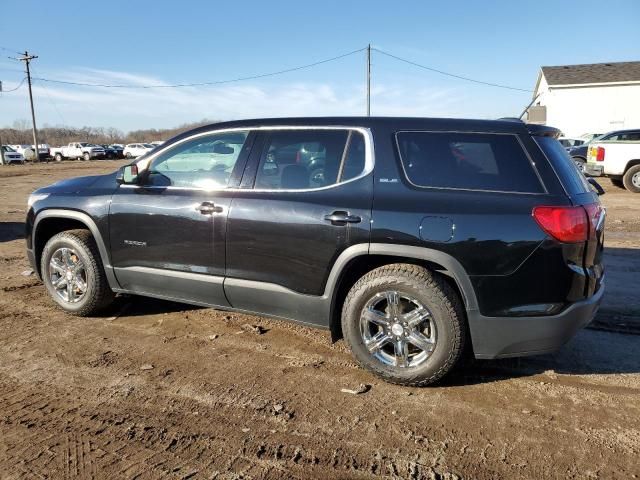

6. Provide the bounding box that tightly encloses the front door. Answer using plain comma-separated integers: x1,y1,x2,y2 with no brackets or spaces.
109,129,254,306
225,127,373,325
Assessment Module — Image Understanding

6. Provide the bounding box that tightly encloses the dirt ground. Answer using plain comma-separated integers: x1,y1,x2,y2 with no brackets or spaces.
0,161,638,480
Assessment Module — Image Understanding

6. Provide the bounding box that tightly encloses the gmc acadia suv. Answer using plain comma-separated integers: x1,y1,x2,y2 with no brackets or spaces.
25,117,605,386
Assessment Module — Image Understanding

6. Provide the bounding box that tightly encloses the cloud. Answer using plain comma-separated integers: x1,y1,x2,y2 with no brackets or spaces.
2,67,473,130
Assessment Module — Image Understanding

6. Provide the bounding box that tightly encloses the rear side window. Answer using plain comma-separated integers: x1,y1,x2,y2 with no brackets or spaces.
396,131,544,193
534,136,590,195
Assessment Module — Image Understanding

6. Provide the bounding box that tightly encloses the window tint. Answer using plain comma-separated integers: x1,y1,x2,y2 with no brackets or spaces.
147,131,248,189
534,136,590,195
396,132,543,193
255,130,350,190
340,132,366,182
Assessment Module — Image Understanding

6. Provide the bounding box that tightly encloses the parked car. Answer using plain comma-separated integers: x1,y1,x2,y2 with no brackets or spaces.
123,143,154,158
558,137,585,150
1,145,25,165
25,117,605,386
9,144,48,161
100,144,124,159
50,143,106,162
586,137,640,192
570,129,640,172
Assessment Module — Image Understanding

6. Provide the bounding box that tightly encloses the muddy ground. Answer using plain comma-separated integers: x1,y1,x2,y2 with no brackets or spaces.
0,161,638,479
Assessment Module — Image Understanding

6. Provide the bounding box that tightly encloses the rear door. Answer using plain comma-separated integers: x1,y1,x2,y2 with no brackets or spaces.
224,127,374,324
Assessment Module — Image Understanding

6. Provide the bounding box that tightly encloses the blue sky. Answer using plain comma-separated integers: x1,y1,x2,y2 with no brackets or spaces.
1,0,638,131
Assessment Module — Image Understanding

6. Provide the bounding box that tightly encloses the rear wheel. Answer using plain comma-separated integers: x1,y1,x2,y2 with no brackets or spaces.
41,229,115,316
341,264,465,386
622,165,640,193
54,153,63,162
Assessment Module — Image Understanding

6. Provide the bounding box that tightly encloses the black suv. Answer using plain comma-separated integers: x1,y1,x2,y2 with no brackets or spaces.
25,117,605,386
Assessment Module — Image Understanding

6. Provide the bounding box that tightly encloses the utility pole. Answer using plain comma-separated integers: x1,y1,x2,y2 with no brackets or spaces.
366,44,371,117
17,51,41,162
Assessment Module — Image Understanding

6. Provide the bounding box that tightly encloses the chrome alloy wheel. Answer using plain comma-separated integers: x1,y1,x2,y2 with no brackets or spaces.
360,290,436,368
48,247,88,303
633,171,640,189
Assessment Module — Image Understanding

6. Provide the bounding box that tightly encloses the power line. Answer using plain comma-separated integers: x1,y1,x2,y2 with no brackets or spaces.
0,45,24,56
1,77,27,93
31,70,67,125
31,47,368,89
372,47,532,93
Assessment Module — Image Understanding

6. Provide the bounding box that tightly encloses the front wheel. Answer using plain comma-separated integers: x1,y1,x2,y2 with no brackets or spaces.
83,152,91,161
125,152,132,159
622,165,640,193
341,264,465,386
41,229,115,316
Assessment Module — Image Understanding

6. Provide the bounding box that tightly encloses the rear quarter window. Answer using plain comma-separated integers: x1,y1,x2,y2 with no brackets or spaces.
534,136,591,195
396,131,544,193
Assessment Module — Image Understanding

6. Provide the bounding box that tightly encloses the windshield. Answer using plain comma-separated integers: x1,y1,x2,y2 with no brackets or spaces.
143,144,154,148
2,146,16,152
79,142,89,147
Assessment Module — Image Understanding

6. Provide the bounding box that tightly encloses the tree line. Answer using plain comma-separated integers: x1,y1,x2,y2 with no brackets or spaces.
0,119,218,146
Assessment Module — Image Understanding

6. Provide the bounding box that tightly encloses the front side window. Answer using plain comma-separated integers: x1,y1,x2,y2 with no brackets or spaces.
254,129,366,190
396,131,544,193
146,131,249,189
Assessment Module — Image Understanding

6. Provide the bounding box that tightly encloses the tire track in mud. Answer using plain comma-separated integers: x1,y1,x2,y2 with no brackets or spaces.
0,377,469,479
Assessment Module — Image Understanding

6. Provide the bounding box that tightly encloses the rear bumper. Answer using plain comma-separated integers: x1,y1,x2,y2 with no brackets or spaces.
584,163,604,177
470,283,604,359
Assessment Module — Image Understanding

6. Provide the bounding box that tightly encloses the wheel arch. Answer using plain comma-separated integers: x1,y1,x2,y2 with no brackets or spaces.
33,209,120,289
326,243,478,341
624,159,640,172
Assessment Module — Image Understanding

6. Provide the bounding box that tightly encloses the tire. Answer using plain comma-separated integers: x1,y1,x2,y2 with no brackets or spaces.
125,152,132,159
622,165,640,193
341,263,465,386
55,153,63,162
611,178,625,189
40,229,115,316
83,152,91,161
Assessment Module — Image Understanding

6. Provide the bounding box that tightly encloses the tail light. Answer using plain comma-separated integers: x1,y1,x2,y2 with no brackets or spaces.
532,206,588,243
584,203,604,238
596,147,605,162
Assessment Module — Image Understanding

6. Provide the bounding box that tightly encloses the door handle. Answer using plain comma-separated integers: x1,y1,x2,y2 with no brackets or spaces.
324,211,362,225
197,202,224,215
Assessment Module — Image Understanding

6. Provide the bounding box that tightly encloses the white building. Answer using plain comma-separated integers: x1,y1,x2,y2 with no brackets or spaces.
528,61,640,137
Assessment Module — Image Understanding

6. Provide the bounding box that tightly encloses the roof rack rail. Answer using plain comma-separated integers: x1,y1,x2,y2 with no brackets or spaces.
497,117,525,122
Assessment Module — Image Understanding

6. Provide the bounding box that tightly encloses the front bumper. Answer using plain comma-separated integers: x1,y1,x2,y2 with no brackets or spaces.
584,162,604,177
470,283,604,359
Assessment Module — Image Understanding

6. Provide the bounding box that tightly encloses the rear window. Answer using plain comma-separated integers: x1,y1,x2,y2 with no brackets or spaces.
396,131,544,193
534,136,590,195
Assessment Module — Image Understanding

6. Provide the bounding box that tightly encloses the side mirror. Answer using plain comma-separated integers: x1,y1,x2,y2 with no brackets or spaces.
116,164,139,185
587,177,605,196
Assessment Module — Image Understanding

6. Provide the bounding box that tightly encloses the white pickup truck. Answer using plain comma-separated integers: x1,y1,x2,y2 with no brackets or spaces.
50,142,106,162
586,140,640,193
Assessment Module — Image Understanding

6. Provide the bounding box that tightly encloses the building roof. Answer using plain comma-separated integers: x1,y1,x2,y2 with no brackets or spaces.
541,61,640,86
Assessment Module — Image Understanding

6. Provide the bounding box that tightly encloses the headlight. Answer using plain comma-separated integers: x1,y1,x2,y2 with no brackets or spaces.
27,193,49,207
